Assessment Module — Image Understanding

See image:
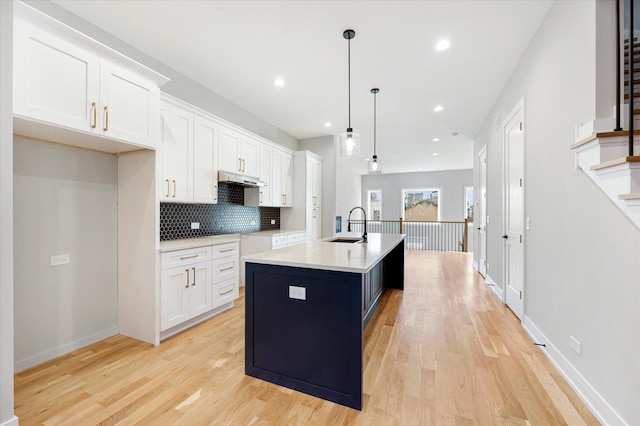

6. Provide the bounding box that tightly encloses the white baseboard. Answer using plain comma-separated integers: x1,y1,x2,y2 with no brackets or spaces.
485,274,503,301
160,301,233,341
472,260,478,271
14,327,119,373
523,316,627,426
0,416,18,426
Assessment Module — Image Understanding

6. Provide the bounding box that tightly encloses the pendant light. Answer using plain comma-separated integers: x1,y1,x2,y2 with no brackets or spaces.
368,88,382,174
340,29,361,157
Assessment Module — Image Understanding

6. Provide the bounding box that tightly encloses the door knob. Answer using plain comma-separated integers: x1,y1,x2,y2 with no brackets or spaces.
502,235,508,239
476,227,481,230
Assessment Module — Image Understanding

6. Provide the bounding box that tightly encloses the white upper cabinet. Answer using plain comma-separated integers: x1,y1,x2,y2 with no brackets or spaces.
308,157,322,207
160,102,193,202
98,61,159,147
240,135,260,177
193,116,218,204
12,8,168,153
271,149,293,207
13,22,100,132
218,126,242,173
160,96,218,204
282,151,293,206
255,144,273,206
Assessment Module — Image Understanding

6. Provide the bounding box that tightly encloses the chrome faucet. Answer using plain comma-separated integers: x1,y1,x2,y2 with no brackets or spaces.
347,206,367,243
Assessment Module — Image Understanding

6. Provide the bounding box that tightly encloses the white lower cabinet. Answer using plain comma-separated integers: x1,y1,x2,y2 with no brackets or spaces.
160,242,239,334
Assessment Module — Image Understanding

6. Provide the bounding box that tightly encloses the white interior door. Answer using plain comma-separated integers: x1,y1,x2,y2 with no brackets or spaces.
478,146,488,277
503,101,525,320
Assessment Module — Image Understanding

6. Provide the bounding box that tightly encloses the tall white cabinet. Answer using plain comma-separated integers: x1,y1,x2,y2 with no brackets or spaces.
281,151,323,240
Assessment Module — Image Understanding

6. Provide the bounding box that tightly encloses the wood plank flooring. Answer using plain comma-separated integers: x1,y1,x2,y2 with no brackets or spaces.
15,250,600,425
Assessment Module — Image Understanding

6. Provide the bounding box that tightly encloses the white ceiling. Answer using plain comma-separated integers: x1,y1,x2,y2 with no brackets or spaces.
52,0,554,175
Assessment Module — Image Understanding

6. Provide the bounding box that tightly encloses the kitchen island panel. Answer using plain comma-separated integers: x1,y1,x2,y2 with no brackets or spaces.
246,263,363,409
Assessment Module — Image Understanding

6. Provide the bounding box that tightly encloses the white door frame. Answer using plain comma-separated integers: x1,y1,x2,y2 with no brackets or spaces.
502,98,525,320
477,145,488,278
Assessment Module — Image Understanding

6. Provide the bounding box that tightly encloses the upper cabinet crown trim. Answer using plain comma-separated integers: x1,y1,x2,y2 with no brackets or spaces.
15,1,169,87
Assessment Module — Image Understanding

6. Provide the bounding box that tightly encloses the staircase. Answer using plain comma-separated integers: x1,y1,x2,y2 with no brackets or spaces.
572,34,640,229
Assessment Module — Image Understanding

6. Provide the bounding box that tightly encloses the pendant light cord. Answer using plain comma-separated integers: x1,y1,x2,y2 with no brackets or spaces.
348,38,351,129
373,91,376,155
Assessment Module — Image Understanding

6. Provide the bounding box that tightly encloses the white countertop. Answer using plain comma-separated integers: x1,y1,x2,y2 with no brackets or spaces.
242,229,306,238
159,235,240,252
243,232,405,273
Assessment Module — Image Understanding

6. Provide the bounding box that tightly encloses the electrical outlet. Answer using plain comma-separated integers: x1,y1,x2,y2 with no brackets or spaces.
50,254,70,266
191,222,200,230
271,219,276,225
486,215,490,224
289,285,306,300
526,217,530,230
250,220,256,225
569,336,582,355
486,263,490,271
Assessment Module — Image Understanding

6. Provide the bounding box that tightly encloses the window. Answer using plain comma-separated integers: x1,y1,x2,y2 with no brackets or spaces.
402,188,440,221
367,190,382,220
464,186,474,222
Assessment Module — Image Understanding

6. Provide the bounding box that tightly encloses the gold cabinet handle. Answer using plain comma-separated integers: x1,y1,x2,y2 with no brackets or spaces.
259,191,263,204
103,106,109,131
91,102,97,129
185,269,189,288
242,158,246,172
219,248,234,253
172,180,176,198
220,266,234,272
191,267,196,286
220,288,234,295
179,254,199,260
165,179,170,197
238,158,242,172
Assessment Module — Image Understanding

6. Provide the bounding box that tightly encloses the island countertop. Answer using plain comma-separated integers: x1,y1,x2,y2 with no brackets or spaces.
242,232,405,273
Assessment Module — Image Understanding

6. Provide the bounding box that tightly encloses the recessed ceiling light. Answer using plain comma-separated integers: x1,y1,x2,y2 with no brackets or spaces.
324,122,332,127
432,153,439,156
432,137,440,142
436,39,451,51
274,78,285,87
433,105,444,112
418,167,423,171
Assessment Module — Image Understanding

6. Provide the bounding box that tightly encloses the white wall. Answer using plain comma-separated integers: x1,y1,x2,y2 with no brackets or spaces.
22,0,299,152
474,1,640,424
299,136,336,238
361,169,473,222
13,137,119,372
0,0,16,423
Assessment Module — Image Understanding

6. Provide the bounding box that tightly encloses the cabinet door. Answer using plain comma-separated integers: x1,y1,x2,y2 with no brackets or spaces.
257,145,272,206
312,159,322,207
189,262,212,318
13,20,100,133
218,126,241,172
212,277,239,308
281,152,293,207
312,208,322,240
160,267,190,331
193,116,218,204
160,104,193,202
99,60,159,148
271,150,284,207
240,136,260,176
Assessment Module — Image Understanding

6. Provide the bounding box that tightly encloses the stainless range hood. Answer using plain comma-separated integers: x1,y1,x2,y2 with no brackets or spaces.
218,170,267,188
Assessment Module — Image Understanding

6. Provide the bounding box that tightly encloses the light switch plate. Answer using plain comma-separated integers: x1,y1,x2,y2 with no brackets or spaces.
271,219,276,225
289,286,306,300
191,222,200,229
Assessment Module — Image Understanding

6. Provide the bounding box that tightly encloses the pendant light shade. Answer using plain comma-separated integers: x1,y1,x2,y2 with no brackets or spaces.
368,88,382,174
340,29,361,157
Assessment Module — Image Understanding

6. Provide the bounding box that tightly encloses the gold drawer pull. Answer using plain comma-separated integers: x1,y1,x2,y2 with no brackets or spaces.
91,102,97,129
220,288,234,295
103,105,109,131
220,266,234,272
219,248,234,253
179,254,199,260
191,267,196,286
185,269,189,288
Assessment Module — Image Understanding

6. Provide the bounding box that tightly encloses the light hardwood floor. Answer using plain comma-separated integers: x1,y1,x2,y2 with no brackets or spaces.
15,250,600,425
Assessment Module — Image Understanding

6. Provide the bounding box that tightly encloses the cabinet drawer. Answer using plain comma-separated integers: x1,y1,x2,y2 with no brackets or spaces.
211,242,239,259
212,277,238,307
212,256,238,283
286,232,307,246
161,246,212,270
272,235,287,249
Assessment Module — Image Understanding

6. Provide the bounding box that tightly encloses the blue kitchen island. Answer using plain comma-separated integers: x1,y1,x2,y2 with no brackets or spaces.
244,233,405,410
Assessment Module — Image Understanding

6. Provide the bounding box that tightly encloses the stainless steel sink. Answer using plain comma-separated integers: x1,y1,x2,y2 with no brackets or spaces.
326,237,362,243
